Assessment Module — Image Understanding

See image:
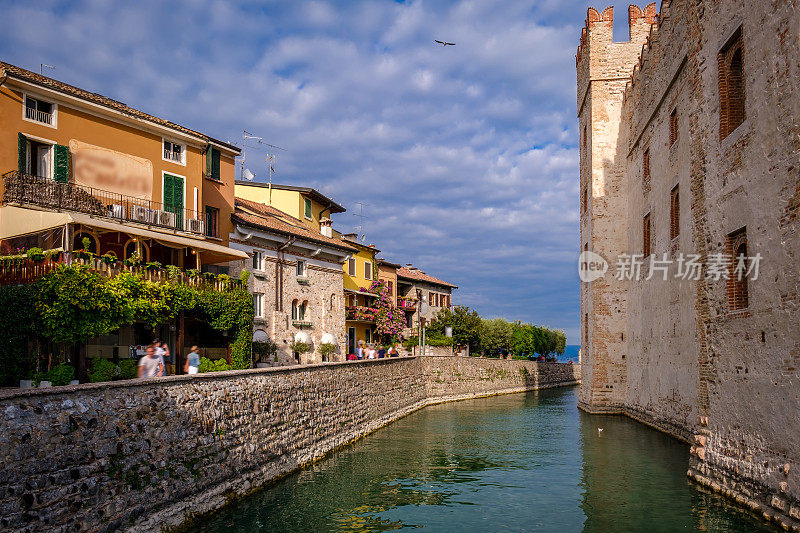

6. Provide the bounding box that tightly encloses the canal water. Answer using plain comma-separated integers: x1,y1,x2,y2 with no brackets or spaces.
196,386,774,532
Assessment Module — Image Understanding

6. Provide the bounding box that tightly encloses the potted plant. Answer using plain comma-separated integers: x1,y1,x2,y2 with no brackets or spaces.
123,251,142,268
318,343,336,361
100,252,118,265
74,237,94,261
186,268,201,279
145,261,162,271
26,247,45,262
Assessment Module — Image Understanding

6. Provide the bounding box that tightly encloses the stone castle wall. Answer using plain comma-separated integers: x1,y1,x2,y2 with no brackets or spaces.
0,357,579,532
578,1,800,529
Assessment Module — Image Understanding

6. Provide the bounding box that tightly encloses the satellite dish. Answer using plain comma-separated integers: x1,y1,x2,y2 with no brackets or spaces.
243,168,255,181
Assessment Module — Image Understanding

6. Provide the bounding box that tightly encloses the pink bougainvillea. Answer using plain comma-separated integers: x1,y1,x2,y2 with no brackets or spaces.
360,280,405,342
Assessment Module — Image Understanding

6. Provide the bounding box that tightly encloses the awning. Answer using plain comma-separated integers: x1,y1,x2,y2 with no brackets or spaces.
0,206,248,262
0,206,70,239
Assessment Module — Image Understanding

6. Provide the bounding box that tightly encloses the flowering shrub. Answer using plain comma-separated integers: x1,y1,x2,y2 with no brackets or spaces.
361,280,405,342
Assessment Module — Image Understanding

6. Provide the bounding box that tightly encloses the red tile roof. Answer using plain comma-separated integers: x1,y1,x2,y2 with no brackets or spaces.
233,197,356,252
396,266,457,288
0,60,239,153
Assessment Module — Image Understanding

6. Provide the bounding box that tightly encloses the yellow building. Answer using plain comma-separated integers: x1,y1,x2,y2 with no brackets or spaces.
341,234,379,354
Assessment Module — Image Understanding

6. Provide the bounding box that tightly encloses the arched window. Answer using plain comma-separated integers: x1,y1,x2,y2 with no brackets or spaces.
291,299,299,320
727,228,749,311
719,29,745,139
73,231,98,254
299,300,307,321
329,293,336,310
123,239,149,262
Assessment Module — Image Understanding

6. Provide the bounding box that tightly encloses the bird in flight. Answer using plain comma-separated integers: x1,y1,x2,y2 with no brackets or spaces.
435,40,456,47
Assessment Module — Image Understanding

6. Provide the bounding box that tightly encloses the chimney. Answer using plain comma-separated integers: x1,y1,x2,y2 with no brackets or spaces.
320,217,332,238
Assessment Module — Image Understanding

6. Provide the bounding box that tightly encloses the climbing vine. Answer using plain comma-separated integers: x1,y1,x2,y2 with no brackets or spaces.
29,264,254,370
361,280,406,343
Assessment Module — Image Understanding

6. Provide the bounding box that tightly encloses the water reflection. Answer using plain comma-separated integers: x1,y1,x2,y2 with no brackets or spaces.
196,387,774,532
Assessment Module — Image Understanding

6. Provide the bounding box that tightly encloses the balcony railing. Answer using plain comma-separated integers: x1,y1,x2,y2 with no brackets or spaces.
2,171,204,234
25,107,53,125
0,254,242,290
346,305,377,322
397,297,417,310
163,148,182,163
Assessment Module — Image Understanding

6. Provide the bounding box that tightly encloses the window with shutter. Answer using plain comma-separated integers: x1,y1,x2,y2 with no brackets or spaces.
348,258,356,276
17,133,27,173
212,148,221,180
53,144,69,182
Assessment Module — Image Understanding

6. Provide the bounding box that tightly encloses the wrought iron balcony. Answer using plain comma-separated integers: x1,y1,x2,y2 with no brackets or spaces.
2,171,204,234
346,305,376,322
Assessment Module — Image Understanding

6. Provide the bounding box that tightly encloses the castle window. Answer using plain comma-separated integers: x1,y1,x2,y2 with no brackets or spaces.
643,213,652,257
296,260,306,277
642,147,651,191
253,294,264,318
670,185,680,240
727,227,749,310
669,108,678,146
582,125,587,151
252,250,263,271
719,28,745,140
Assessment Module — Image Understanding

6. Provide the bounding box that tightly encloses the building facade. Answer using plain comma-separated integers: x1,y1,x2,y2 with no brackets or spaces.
0,59,247,375
396,265,457,332
578,2,800,526
342,234,379,354
228,198,354,365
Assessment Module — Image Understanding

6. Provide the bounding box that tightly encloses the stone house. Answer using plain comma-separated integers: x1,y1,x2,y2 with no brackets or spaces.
396,265,457,333
228,197,356,365
578,1,800,526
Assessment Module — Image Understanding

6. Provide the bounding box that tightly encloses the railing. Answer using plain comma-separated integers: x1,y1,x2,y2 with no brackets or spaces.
163,148,182,163
346,305,377,322
0,254,243,291
397,297,417,310
2,171,204,234
25,107,53,125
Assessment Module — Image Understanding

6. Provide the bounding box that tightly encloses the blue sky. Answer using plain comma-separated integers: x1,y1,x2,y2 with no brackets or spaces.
0,1,638,343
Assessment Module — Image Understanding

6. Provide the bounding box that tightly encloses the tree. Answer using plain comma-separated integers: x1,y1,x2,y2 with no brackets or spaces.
479,318,513,357
428,306,482,351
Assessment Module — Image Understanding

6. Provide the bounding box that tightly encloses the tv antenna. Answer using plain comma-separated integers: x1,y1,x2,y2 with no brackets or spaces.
239,130,286,182
352,202,369,242
40,64,55,76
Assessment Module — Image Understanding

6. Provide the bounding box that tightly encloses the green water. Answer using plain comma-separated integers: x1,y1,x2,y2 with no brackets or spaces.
195,386,774,532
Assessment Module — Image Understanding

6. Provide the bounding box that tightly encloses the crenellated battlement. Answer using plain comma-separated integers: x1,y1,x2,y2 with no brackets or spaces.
576,3,657,67
626,1,676,92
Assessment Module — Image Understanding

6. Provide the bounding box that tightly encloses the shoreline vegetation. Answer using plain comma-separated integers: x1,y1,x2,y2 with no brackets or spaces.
418,305,567,360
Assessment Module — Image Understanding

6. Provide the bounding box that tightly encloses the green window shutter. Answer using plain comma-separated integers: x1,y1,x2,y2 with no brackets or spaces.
163,174,174,208
304,198,312,218
205,146,213,177
53,144,70,183
17,133,27,173
212,148,221,180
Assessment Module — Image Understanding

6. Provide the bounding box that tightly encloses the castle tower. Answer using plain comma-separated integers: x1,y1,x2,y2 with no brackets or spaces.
576,4,655,412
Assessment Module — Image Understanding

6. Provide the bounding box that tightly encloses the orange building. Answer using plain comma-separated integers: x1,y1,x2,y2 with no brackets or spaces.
0,60,249,376
0,59,245,269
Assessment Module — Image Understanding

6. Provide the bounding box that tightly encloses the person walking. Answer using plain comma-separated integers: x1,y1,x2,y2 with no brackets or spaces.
378,345,386,358
367,344,376,359
357,340,364,360
185,345,201,375
153,339,168,376
138,346,163,378
388,344,398,357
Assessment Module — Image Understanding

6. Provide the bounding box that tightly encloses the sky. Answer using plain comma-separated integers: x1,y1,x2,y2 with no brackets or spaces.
0,1,638,343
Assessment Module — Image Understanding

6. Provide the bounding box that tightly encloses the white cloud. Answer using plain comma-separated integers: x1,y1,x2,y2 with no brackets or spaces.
0,0,602,342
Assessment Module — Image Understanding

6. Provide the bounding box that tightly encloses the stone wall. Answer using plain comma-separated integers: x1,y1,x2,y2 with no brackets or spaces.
578,1,800,530
228,238,348,365
0,357,579,532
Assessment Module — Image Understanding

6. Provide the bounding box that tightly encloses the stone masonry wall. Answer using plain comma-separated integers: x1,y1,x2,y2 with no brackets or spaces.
0,357,579,532
579,1,800,529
